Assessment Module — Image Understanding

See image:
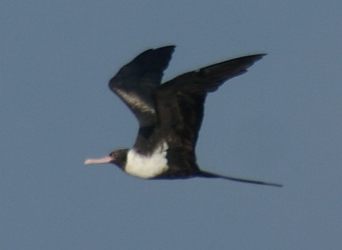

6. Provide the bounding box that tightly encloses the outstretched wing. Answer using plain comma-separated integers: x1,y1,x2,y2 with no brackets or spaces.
109,46,175,126
156,54,266,151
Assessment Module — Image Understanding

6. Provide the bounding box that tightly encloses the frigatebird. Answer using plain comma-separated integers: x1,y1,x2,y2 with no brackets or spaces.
85,46,282,187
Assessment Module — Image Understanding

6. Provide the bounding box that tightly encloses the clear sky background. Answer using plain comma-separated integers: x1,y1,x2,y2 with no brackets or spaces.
1,0,341,249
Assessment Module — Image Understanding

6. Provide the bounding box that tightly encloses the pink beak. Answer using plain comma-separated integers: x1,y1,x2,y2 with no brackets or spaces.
84,156,113,165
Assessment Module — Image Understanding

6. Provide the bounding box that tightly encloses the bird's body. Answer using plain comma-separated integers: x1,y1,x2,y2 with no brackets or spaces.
85,46,282,187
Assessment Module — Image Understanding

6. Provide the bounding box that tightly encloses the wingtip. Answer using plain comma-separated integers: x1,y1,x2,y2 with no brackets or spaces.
250,53,267,60
155,45,176,53
241,53,267,66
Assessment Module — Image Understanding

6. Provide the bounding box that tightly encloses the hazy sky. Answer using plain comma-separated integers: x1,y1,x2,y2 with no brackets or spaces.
1,0,341,249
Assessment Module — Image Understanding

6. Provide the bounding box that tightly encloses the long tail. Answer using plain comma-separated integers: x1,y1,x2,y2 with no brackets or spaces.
197,170,282,187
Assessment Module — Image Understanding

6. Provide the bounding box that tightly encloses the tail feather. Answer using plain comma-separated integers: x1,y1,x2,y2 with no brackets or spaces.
198,170,282,187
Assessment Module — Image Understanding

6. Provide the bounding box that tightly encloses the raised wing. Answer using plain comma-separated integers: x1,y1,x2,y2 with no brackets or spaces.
156,54,266,151
109,46,175,126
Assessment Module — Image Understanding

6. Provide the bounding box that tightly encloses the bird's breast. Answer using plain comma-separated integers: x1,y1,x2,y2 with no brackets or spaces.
125,143,169,178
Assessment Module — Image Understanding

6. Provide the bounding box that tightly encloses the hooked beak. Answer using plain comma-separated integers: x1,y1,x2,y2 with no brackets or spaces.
84,156,113,165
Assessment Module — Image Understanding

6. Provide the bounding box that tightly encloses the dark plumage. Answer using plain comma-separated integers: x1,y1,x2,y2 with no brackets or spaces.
85,46,282,187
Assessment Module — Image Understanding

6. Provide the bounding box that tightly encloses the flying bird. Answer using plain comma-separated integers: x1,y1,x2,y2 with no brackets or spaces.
85,46,282,187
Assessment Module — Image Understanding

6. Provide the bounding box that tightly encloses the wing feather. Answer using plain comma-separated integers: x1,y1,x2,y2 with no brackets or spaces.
156,54,266,150
109,46,175,126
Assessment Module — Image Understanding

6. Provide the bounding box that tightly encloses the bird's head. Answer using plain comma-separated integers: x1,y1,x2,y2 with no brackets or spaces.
84,148,129,169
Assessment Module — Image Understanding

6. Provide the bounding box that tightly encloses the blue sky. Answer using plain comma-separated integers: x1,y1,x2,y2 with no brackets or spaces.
1,0,341,249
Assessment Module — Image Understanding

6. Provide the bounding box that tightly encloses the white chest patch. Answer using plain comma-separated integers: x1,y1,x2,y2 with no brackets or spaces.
125,143,169,179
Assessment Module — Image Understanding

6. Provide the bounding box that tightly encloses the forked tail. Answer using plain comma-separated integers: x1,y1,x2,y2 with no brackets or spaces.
198,170,282,187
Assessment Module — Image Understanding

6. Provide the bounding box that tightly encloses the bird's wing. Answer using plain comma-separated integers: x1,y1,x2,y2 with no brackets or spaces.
155,54,266,151
109,46,175,126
